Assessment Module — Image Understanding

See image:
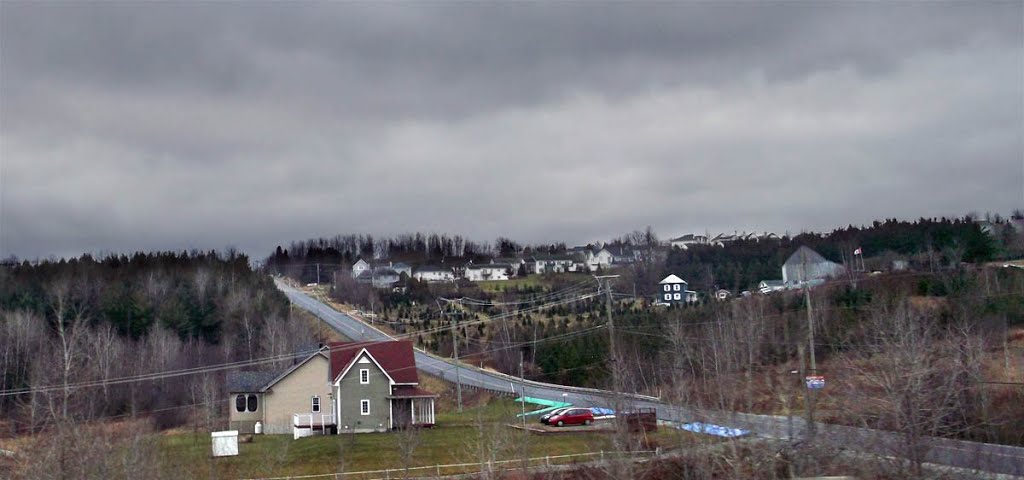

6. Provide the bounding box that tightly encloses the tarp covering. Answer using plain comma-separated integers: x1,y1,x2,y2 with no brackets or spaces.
514,396,572,408
677,422,750,438
514,397,572,417
590,407,615,416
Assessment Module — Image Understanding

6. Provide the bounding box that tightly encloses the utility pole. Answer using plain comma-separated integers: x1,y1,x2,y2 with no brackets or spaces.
441,299,464,413
594,275,621,398
520,349,527,429
596,274,628,478
801,250,817,442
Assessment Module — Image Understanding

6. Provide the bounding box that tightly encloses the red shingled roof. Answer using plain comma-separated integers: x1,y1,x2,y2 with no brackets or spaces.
328,341,419,384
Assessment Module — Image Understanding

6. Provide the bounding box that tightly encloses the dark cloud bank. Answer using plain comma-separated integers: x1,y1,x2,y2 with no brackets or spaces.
1,2,1021,259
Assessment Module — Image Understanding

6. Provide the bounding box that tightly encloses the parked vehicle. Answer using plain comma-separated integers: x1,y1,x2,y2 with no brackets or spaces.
540,407,572,425
548,408,594,427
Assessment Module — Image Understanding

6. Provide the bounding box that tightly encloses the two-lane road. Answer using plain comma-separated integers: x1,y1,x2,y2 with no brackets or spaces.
276,279,1024,476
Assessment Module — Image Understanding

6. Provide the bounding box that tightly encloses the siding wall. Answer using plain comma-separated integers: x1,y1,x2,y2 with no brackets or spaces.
335,353,392,433
228,393,265,434
262,355,332,434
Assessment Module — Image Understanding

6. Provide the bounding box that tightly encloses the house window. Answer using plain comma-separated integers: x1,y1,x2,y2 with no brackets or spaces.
360,399,370,415
360,369,370,384
246,394,258,412
664,294,671,301
663,285,670,292
673,293,681,301
235,395,246,413
673,284,680,291
312,396,321,413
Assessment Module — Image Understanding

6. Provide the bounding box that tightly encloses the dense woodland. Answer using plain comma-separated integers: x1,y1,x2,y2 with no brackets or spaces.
667,217,1005,293
0,251,315,434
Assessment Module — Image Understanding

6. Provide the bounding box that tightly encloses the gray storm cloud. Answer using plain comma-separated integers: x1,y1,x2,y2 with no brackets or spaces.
1,2,1021,259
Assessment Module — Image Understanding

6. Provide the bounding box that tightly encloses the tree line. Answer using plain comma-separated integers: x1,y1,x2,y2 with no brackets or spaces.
0,250,315,435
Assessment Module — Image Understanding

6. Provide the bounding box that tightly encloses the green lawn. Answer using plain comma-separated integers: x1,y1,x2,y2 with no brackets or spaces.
475,273,590,294
160,398,695,479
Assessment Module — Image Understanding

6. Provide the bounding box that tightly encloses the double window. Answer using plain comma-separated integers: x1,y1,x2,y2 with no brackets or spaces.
360,369,370,384
663,285,670,292
360,399,370,415
235,394,258,412
312,396,321,413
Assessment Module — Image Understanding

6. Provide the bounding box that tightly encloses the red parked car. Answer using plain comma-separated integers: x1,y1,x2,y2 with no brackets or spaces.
548,408,594,427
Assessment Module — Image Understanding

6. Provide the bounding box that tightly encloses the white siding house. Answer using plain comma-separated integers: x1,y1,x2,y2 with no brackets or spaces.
464,264,512,281
413,266,455,282
781,246,845,285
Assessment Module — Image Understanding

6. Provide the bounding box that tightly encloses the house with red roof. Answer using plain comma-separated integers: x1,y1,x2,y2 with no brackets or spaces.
227,340,436,437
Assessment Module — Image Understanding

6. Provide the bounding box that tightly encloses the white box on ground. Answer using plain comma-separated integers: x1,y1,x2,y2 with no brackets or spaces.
211,430,239,457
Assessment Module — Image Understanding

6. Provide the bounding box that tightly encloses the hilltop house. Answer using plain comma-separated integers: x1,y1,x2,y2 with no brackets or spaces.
669,234,709,250
782,246,845,285
227,341,436,437
413,265,455,283
758,280,786,295
529,254,580,274
657,274,698,304
570,246,614,271
464,263,512,281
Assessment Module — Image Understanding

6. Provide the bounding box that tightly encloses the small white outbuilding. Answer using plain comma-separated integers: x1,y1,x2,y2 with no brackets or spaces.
211,430,239,457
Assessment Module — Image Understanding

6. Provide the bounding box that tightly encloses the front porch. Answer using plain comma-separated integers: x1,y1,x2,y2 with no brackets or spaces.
388,386,437,429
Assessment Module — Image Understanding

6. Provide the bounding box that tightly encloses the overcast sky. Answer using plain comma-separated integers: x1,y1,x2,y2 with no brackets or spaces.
1,2,1022,260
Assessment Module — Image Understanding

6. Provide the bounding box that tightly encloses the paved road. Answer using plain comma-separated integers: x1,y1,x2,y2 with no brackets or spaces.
276,280,1024,476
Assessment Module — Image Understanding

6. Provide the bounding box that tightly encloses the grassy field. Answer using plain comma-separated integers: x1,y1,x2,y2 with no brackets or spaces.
159,398,696,479
474,273,588,294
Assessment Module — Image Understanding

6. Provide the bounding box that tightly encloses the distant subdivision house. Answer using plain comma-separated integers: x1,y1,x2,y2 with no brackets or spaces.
657,274,698,304
669,234,709,250
351,260,410,286
464,263,512,281
529,254,580,274
355,267,400,288
782,246,845,285
412,265,455,282
227,341,436,437
758,280,786,295
570,246,614,271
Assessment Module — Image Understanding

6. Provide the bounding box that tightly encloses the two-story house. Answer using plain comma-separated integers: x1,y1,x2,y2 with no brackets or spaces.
657,274,698,304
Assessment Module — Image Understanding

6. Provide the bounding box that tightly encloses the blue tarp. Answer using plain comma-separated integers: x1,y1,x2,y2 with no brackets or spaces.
677,422,750,438
590,407,615,416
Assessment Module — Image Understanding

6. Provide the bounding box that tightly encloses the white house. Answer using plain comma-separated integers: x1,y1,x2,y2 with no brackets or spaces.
530,255,579,274
782,246,845,285
464,263,512,281
669,234,709,250
657,274,698,304
413,266,455,283
351,259,371,279
758,280,786,295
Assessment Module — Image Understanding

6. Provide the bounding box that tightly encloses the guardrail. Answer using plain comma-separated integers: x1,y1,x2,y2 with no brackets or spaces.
238,450,657,480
